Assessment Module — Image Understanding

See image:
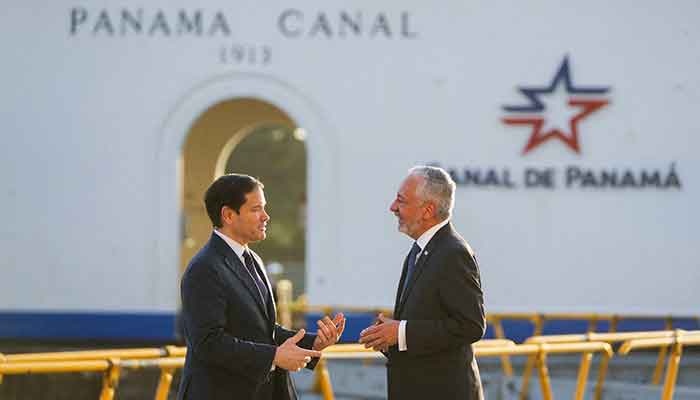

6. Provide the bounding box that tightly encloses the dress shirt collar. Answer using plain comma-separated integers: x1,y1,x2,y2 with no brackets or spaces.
415,218,450,251
214,229,247,262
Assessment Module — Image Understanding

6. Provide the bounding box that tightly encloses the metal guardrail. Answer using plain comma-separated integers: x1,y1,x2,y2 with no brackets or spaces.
0,340,512,400
1,298,698,400
316,341,613,400
1,348,171,363
309,339,516,397
522,329,700,400
0,348,185,400
619,331,700,400
275,293,699,384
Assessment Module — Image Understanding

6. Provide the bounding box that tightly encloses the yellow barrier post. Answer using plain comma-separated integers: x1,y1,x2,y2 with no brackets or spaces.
312,351,336,397
651,317,674,385
322,306,334,317
490,316,514,377
593,349,611,400
315,358,335,400
276,279,294,328
587,315,598,333
99,358,121,400
155,367,176,400
661,341,683,400
574,351,593,400
519,356,537,398
535,351,553,400
519,314,544,400
0,352,5,384
311,304,340,395
609,315,619,333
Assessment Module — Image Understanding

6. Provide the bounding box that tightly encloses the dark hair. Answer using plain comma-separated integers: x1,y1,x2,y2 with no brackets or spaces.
204,174,264,228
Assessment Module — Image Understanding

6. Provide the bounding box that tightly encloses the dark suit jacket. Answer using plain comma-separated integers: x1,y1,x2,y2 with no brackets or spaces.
387,222,486,400
177,233,317,400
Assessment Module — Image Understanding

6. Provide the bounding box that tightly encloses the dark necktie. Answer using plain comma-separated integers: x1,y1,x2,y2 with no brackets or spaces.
243,250,269,305
401,242,422,300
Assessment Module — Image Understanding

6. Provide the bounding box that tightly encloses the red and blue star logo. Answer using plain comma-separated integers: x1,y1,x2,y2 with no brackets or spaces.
502,56,611,155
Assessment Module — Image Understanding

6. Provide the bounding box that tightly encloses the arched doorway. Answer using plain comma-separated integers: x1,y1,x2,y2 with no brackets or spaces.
156,72,339,312
180,98,307,294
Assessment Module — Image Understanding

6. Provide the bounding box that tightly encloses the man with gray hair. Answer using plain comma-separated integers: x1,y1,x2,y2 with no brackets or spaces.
359,165,486,399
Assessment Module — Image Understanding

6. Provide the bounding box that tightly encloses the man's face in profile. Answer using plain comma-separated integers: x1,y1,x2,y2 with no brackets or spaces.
389,175,426,240
228,186,270,245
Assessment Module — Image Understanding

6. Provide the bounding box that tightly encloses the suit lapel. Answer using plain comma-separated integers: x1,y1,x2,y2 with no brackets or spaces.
393,255,410,317
394,223,453,315
396,246,435,314
225,256,270,320
210,234,269,321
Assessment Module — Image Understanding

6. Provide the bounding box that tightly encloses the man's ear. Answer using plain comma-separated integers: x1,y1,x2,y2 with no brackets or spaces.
423,201,436,219
220,206,235,225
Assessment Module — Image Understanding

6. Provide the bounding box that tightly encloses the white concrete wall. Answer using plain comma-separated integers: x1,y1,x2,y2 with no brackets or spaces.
1,1,698,314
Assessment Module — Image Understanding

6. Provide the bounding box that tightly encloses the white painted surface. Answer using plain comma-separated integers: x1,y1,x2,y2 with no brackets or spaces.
0,1,698,313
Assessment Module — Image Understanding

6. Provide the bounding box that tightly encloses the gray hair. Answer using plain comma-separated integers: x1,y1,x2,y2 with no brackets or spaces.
408,165,456,220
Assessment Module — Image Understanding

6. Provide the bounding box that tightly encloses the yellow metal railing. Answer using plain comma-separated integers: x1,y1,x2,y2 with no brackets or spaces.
483,312,698,389
0,347,185,400
486,313,544,378
2,292,699,400
523,329,700,400
315,341,612,400
1,347,172,363
3,332,699,400
272,289,700,382
309,339,514,395
619,331,700,400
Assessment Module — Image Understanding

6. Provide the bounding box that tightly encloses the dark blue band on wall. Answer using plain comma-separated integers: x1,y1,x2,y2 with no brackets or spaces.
484,318,700,343
0,311,178,341
4,312,698,343
305,313,700,344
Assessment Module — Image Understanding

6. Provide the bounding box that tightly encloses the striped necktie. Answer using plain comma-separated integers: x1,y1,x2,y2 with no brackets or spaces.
243,250,269,305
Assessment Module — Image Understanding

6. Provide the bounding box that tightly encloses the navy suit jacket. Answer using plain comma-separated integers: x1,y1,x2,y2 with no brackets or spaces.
387,223,486,400
177,233,317,400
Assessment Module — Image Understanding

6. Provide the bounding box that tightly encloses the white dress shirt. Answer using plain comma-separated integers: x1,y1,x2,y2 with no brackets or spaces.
398,218,450,351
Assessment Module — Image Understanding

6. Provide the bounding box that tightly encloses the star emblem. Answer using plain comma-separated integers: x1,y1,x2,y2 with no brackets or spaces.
502,56,611,155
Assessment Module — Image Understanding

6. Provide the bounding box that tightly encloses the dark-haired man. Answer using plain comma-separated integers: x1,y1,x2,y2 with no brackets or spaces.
177,174,345,400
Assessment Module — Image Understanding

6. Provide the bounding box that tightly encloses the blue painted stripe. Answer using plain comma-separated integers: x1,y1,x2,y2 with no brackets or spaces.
3,312,697,343
307,313,700,344
0,311,177,342
487,318,700,343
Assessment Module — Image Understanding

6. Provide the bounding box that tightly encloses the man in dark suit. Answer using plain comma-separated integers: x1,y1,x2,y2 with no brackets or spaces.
359,166,486,400
177,174,345,400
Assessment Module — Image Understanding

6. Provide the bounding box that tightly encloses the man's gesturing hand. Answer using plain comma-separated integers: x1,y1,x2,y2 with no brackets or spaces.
273,329,322,372
313,313,346,351
358,314,399,351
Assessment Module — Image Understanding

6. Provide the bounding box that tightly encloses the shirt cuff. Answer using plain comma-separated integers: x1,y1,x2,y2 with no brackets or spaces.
398,320,408,351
